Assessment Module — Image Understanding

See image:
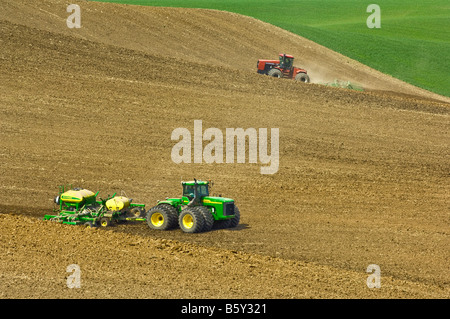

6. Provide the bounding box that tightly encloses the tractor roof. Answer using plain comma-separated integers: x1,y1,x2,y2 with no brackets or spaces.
279,53,294,58
182,180,209,186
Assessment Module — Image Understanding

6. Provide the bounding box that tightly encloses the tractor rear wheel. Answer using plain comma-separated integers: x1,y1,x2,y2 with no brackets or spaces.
158,204,179,228
179,208,205,233
268,68,283,78
213,219,231,230
295,72,310,83
147,205,178,230
195,206,214,232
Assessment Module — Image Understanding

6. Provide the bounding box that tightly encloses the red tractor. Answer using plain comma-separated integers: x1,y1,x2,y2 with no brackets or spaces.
257,53,310,83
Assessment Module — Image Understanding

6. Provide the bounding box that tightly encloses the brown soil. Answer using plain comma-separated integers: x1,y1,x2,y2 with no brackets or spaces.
0,0,449,299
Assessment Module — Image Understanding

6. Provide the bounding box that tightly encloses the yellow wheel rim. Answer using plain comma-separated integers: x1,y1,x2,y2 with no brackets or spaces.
101,220,108,227
151,212,164,227
182,214,194,229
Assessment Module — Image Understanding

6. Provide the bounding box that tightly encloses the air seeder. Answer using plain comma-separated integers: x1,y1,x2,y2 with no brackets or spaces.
146,179,240,233
43,185,146,227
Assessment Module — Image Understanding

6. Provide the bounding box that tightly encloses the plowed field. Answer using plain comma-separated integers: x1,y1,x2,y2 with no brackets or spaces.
1,0,449,298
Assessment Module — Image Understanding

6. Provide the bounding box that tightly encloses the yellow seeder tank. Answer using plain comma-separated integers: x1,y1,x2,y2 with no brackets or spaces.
106,196,131,211
60,189,96,203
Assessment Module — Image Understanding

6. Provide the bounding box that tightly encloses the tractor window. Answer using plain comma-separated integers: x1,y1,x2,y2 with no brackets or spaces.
183,184,209,198
197,185,209,197
279,56,293,69
183,185,195,198
284,58,293,69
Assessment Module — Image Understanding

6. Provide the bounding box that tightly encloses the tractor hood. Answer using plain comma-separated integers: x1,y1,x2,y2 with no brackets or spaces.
202,196,234,204
258,59,279,64
160,198,183,204
158,196,234,206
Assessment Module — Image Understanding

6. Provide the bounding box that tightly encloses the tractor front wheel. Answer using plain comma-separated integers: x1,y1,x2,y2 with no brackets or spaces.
229,205,241,228
268,68,283,78
179,208,205,233
195,206,214,232
213,219,231,230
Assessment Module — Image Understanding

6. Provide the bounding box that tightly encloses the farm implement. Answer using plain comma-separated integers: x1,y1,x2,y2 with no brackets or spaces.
44,179,240,233
43,185,146,228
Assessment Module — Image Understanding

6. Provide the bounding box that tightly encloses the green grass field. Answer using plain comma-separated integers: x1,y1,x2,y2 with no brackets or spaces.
90,0,450,97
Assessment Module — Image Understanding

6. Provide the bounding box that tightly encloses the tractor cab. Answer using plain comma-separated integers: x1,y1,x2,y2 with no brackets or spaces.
182,180,209,200
279,54,294,71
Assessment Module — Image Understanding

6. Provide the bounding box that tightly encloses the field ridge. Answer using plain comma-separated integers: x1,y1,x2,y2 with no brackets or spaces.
1,0,449,298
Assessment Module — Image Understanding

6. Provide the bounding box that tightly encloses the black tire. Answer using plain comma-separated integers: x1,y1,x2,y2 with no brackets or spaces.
213,219,231,230
228,205,241,228
158,204,179,228
179,208,205,233
195,206,214,232
147,205,178,230
295,72,310,83
268,68,283,78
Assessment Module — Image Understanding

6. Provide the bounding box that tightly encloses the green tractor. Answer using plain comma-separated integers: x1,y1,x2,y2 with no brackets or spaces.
146,179,240,233
43,185,146,227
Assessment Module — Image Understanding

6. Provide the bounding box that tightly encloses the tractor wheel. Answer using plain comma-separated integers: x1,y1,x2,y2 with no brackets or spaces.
228,205,241,228
129,207,145,218
295,72,310,83
195,206,214,232
100,217,111,227
146,205,178,231
158,204,179,228
213,219,231,230
268,68,283,78
179,208,205,233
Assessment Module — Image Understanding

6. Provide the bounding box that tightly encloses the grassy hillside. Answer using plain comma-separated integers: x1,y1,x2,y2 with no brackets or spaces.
89,0,450,97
